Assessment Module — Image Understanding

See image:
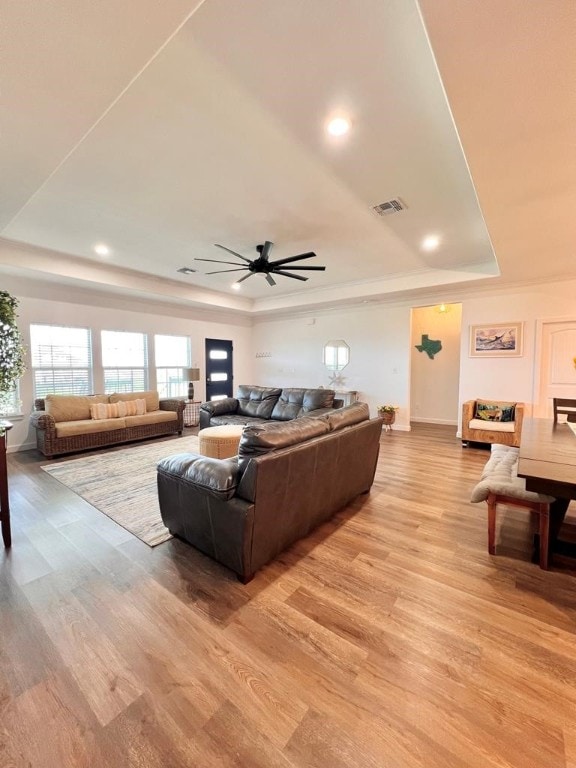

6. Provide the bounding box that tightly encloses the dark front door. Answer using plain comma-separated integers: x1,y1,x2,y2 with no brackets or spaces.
205,338,233,400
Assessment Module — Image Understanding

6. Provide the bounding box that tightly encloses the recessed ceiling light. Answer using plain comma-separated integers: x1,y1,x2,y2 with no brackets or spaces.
94,243,110,256
177,267,196,275
421,235,440,252
231,283,241,291
327,117,350,137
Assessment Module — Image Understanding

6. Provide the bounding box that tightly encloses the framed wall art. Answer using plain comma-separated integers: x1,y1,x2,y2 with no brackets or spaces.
469,322,523,357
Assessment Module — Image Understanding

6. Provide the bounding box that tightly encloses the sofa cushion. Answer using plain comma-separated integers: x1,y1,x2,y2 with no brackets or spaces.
468,418,515,433
55,417,127,438
109,390,160,413
124,411,177,428
238,415,330,472
45,394,109,423
271,388,335,421
236,385,282,419
157,454,239,500
474,400,516,422
210,414,277,427
323,402,369,431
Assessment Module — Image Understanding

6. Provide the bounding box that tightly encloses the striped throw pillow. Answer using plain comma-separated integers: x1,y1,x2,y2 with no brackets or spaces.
90,399,147,420
117,398,147,417
90,402,120,420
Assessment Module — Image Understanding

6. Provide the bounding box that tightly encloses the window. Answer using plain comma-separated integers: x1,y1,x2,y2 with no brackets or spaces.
0,385,21,417
30,324,92,398
155,334,190,398
101,331,147,393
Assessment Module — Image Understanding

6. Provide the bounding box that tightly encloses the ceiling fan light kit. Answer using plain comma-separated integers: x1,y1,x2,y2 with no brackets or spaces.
195,241,326,287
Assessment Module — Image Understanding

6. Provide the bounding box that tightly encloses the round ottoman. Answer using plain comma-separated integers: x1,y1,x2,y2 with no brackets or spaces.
198,425,244,459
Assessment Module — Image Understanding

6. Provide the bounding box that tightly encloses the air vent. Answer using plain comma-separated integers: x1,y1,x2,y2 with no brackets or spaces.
371,198,407,217
177,267,196,274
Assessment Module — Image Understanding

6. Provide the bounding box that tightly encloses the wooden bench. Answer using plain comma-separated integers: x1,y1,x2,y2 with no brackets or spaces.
470,444,555,569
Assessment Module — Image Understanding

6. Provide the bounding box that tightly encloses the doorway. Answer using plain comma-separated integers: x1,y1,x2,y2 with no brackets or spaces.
534,319,576,417
410,303,462,426
205,338,233,400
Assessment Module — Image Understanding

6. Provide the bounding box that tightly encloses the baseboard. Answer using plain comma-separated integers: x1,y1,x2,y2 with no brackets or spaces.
7,441,36,454
383,424,411,432
411,417,458,426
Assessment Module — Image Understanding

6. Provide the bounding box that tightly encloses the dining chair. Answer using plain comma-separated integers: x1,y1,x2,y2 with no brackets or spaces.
553,398,576,423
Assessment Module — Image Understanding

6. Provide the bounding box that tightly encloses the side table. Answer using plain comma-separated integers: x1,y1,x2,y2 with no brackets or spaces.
0,420,13,548
183,400,201,427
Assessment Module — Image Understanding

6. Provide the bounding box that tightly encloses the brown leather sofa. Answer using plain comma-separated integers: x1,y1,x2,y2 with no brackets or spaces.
157,402,381,582
198,384,343,429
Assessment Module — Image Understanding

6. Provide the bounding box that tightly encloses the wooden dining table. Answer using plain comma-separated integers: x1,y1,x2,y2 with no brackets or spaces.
517,417,576,561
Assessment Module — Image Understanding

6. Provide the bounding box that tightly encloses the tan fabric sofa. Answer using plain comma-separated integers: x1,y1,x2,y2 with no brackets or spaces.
31,390,184,458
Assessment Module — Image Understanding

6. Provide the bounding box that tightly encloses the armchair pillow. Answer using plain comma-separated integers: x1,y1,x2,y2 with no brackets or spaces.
474,400,516,422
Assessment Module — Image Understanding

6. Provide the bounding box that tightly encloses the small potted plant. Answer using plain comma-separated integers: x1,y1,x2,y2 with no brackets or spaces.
377,404,398,426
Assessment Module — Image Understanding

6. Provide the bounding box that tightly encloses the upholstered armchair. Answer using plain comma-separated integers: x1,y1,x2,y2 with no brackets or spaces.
461,399,524,447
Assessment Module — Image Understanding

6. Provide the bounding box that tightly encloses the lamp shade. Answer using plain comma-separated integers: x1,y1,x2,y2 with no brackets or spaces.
186,368,200,382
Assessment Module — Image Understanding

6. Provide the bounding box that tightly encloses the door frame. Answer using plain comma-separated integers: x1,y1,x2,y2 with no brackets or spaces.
533,316,576,418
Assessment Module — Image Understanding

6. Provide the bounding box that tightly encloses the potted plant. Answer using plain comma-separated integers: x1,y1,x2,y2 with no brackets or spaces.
377,404,398,425
0,290,26,421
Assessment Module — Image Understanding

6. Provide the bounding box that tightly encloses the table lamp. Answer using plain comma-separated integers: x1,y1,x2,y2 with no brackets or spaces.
186,368,200,401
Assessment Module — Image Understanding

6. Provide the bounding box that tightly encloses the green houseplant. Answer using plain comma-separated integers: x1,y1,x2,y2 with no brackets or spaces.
377,404,398,425
0,290,26,419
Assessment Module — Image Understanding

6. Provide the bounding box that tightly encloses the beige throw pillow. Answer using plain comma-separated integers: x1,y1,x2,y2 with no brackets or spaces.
90,399,146,420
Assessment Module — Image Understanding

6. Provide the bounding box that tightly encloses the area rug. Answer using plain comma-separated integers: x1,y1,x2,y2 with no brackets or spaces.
42,436,200,546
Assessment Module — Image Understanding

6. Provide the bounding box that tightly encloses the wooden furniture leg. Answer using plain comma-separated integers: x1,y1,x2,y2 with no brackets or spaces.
486,491,551,570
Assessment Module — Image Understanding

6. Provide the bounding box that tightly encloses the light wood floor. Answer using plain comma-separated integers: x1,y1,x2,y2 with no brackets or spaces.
2,424,576,767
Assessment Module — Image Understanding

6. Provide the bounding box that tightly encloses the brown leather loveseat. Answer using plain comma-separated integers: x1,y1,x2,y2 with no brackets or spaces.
157,402,381,582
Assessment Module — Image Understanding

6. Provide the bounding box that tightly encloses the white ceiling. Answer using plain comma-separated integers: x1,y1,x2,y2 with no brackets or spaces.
0,0,574,316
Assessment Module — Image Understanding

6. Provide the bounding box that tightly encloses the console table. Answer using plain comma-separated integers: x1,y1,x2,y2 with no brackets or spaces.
335,390,359,406
0,420,13,548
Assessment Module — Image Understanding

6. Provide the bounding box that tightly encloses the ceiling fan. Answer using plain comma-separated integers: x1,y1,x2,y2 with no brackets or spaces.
195,241,326,286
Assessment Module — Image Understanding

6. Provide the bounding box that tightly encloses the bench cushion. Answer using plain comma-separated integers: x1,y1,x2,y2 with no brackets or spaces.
470,445,554,504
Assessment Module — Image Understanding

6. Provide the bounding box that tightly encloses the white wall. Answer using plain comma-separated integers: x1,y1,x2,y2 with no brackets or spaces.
2,275,253,451
6,270,576,450
410,303,462,425
252,303,413,429
459,280,576,415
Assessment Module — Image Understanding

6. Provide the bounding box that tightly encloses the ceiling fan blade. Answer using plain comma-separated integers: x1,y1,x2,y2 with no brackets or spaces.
272,270,308,281
269,252,316,267
259,241,273,262
214,244,252,264
195,258,249,266
273,265,326,271
237,272,255,283
265,273,276,286
205,268,249,274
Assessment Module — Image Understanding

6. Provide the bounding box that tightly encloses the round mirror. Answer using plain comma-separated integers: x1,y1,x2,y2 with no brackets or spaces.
323,339,350,371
